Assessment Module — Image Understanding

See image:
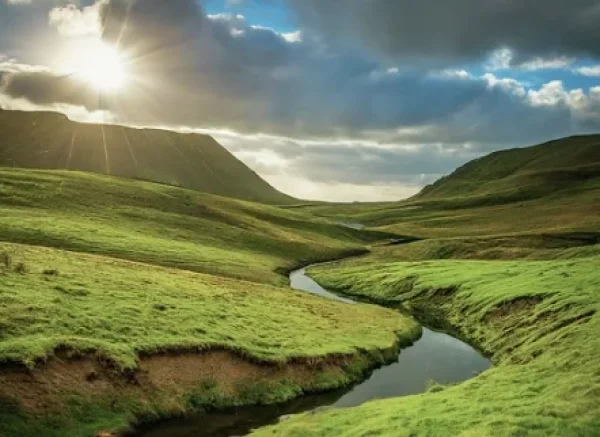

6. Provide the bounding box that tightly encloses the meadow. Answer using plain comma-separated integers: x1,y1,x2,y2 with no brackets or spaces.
0,168,419,436
1,134,598,437
0,241,418,370
254,253,600,436
252,137,600,436
0,169,391,286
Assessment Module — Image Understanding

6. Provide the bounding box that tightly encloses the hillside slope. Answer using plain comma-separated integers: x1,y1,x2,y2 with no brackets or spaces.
294,135,600,239
416,135,600,204
0,168,393,285
0,168,417,437
0,109,293,204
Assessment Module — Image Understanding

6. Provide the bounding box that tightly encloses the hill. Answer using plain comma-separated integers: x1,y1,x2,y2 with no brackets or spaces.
416,135,600,205
254,137,600,437
0,168,393,285
0,109,293,204
0,168,417,436
293,135,600,239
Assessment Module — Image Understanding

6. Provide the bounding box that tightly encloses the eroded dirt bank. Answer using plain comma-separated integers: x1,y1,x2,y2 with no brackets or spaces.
0,338,416,436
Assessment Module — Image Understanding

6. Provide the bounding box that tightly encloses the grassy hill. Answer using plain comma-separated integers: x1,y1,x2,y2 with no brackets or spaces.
416,135,600,205
0,168,394,285
293,135,600,241
1,127,598,437
257,255,600,436
0,109,294,204
256,135,600,436
0,241,419,437
0,168,419,436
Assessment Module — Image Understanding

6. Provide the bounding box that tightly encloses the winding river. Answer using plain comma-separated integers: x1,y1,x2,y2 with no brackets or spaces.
135,266,490,437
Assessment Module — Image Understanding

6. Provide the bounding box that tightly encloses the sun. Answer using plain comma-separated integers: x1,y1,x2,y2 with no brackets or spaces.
68,40,128,92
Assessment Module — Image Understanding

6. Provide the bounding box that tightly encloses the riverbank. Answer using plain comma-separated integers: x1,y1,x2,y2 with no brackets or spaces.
0,242,421,437
253,254,600,436
129,265,489,437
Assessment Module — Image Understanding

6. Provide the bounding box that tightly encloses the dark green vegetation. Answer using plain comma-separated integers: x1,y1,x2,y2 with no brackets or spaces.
0,109,293,204
253,136,600,436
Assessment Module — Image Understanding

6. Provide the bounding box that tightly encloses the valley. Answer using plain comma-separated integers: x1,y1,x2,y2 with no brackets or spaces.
0,117,598,437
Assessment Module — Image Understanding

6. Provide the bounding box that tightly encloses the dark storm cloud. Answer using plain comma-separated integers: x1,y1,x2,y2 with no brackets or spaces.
1,0,598,195
288,0,600,65
1,69,97,107
21,0,571,145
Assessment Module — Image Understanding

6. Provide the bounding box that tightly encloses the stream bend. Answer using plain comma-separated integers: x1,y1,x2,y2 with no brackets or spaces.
134,264,491,437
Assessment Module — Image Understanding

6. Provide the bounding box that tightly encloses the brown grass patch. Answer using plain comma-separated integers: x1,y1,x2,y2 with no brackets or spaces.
484,296,544,323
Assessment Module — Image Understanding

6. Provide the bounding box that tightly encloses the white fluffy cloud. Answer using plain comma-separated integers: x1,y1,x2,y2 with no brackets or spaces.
483,73,526,97
49,1,105,37
577,65,600,77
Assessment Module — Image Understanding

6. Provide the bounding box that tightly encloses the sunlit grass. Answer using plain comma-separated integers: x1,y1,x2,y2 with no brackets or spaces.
0,168,391,286
0,241,418,370
254,254,600,436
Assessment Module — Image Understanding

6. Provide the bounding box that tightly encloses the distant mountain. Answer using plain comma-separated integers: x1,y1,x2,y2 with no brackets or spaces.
0,109,294,204
416,135,600,204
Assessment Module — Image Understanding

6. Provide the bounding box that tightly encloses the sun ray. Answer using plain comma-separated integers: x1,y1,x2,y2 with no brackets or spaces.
100,125,111,175
66,129,77,170
121,127,140,176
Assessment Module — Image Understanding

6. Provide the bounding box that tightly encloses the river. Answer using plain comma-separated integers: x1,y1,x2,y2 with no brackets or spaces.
134,265,490,437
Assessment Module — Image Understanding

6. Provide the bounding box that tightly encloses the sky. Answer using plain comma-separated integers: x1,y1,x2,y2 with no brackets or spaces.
0,0,599,201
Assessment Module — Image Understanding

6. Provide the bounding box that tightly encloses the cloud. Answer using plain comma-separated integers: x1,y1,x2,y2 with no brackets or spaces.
49,1,105,37
486,48,575,71
577,65,600,77
0,58,97,107
519,56,575,71
0,0,598,201
218,131,471,201
1,0,597,146
288,0,600,65
483,73,526,97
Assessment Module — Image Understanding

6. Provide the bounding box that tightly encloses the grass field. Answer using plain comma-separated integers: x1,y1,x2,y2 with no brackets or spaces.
0,241,419,370
1,133,598,437
0,167,421,436
0,240,421,437
254,253,600,436
0,168,393,286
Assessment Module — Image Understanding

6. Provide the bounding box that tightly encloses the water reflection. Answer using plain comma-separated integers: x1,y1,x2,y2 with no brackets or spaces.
133,267,490,437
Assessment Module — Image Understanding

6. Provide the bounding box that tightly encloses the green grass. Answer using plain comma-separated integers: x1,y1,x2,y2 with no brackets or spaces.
416,135,600,202
0,241,418,369
293,185,600,239
253,254,600,436
0,167,419,435
0,168,393,286
2,133,599,436
290,136,600,241
338,233,600,266
0,108,294,204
